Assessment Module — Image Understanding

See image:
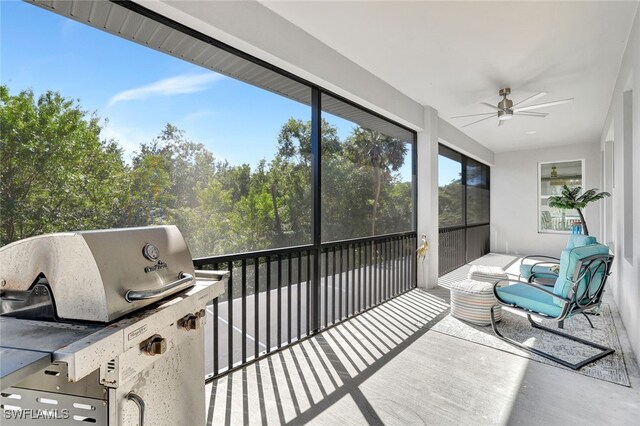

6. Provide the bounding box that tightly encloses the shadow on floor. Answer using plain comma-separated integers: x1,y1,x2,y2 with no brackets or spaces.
205,288,450,425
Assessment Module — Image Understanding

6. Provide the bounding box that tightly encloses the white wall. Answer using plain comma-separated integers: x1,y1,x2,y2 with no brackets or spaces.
491,142,602,257
599,6,640,362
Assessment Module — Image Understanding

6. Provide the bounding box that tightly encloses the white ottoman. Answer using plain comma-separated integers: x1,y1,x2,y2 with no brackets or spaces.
450,279,503,326
468,265,508,284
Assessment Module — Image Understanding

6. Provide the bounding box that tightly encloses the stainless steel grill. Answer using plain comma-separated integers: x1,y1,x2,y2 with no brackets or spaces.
0,226,227,425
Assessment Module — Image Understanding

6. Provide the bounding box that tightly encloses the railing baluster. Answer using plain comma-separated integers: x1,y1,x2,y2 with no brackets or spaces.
412,235,416,288
287,253,292,344
332,246,336,324
338,246,343,320
376,241,380,304
241,259,247,364
345,244,350,318
306,250,311,336
380,241,384,302
227,261,233,371
213,263,219,376
408,236,412,291
387,239,391,300
402,237,406,291
324,249,328,328
213,297,219,376
266,257,271,352
398,237,401,292
297,251,302,341
358,243,363,312
411,235,415,288
371,241,380,306
406,237,410,291
382,241,386,300
384,240,388,301
277,254,282,348
351,244,356,316
400,238,405,292
254,258,259,359
369,242,373,308
393,237,398,296
364,243,368,308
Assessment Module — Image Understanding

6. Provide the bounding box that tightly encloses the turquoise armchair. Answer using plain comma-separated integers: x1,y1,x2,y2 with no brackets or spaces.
492,241,614,370
519,235,598,286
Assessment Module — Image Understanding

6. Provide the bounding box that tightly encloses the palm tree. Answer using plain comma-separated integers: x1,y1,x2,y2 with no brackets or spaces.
548,185,610,236
345,128,407,236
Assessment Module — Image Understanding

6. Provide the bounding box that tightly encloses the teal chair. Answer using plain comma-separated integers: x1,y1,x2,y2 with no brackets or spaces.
519,235,598,286
491,241,614,370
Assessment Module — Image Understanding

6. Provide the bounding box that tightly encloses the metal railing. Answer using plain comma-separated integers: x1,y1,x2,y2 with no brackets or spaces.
194,231,417,380
438,223,490,276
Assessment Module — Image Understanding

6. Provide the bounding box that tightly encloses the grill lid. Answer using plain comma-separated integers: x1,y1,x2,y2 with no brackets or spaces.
0,226,195,323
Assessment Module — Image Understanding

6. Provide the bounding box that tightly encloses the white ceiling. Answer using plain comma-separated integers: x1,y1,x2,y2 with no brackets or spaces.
260,1,638,152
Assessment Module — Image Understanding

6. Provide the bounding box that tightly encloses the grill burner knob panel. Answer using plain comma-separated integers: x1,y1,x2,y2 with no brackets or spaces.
142,334,166,356
178,309,206,331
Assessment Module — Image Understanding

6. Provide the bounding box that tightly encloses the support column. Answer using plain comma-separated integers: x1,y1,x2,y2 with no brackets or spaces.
417,106,439,289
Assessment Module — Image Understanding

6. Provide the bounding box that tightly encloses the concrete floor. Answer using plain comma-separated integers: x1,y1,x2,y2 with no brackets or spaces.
205,254,640,425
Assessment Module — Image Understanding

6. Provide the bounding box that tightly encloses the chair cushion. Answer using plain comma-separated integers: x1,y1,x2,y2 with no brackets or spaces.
520,264,556,281
565,235,597,249
553,243,610,305
496,284,563,318
519,236,596,280
468,265,508,283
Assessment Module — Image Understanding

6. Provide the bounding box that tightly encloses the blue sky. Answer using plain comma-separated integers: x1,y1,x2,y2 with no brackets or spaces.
1,1,422,183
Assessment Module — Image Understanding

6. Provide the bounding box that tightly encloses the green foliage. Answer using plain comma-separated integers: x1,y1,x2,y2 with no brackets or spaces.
547,184,610,235
439,178,463,227
0,86,127,245
1,85,414,256
343,128,408,236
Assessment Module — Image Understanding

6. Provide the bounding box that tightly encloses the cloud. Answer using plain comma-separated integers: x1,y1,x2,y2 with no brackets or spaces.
107,73,223,106
182,110,217,123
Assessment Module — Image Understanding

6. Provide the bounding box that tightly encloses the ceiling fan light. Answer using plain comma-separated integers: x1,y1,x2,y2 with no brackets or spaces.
498,111,513,120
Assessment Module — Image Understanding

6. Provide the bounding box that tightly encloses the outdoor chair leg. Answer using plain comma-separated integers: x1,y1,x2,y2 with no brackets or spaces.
581,312,595,328
489,306,614,371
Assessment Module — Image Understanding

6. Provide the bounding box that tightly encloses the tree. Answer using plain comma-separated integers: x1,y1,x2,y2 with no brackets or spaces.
548,185,610,236
0,86,127,245
344,128,407,235
1,84,415,258
438,178,463,227
273,118,343,245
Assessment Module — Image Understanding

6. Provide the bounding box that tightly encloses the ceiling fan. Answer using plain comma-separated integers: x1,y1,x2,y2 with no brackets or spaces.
452,88,574,128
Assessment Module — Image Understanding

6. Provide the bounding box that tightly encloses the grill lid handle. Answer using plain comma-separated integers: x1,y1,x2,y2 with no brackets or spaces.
125,272,194,303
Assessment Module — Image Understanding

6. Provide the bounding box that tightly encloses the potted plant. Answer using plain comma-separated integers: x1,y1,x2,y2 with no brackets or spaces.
547,185,610,236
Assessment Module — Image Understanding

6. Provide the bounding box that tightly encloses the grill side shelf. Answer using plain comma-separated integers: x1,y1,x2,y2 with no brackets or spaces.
0,348,51,391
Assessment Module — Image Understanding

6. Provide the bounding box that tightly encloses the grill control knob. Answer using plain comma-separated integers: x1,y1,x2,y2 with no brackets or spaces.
144,335,166,356
179,311,205,331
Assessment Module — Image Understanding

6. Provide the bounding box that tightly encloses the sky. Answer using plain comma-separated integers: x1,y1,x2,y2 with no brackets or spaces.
0,0,430,183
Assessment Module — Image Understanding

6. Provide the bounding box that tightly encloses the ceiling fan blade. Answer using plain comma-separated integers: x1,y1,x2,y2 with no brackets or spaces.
451,112,496,119
480,102,504,111
462,114,495,128
513,92,547,107
514,111,549,117
513,98,573,112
